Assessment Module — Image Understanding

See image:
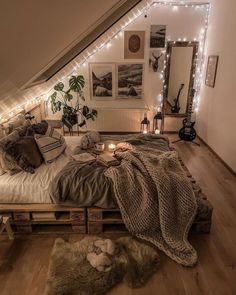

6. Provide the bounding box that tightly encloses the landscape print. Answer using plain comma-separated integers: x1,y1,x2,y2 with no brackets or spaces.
90,63,114,100
117,64,143,99
150,25,166,48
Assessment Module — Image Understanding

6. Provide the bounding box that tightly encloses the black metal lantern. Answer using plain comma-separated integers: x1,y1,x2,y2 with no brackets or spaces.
153,111,162,134
141,113,150,134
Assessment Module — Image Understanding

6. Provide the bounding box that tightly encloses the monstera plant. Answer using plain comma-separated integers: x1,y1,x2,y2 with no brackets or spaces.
49,75,97,129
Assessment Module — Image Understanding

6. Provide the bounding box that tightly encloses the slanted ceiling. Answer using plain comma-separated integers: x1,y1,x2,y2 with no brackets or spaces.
0,0,141,98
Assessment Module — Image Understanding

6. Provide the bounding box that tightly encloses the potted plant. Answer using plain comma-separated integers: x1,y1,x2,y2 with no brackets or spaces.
49,75,97,129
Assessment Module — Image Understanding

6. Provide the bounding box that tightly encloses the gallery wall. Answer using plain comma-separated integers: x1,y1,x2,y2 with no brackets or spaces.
196,0,236,173
46,2,207,132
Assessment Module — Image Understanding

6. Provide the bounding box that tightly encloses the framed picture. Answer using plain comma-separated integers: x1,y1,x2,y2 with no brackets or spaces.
205,55,219,88
150,25,166,48
116,63,144,99
124,31,145,59
89,63,115,100
149,49,165,72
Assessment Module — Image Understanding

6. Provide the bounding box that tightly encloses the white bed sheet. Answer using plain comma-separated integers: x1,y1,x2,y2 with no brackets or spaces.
0,136,82,204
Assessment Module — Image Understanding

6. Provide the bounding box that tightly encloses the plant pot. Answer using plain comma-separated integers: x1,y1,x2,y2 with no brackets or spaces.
62,113,78,129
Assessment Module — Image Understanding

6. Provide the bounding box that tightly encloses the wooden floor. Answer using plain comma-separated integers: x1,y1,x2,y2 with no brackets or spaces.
0,136,236,295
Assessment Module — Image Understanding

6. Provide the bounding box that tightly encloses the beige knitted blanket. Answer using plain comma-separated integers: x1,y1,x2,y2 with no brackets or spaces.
105,146,197,266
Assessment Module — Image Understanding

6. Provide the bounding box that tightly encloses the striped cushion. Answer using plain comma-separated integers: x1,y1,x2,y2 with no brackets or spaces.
34,126,66,163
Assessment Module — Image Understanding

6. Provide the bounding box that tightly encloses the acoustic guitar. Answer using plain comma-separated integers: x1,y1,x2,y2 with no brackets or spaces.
178,89,197,141
171,83,185,114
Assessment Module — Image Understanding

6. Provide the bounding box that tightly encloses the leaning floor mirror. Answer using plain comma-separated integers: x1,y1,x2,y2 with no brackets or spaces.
164,41,198,117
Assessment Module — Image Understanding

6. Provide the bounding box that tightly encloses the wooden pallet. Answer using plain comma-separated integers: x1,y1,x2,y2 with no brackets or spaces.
87,208,127,234
0,204,86,234
87,154,213,235
87,206,212,234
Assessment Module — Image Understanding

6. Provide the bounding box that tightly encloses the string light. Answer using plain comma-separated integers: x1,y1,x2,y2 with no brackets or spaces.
0,0,211,123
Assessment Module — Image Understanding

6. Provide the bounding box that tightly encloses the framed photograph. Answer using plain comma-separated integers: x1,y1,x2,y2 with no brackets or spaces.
150,25,166,48
205,55,219,88
149,49,165,72
89,63,115,100
116,63,144,99
124,31,145,59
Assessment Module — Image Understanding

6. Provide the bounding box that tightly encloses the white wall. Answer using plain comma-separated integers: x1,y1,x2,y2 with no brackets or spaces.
196,0,236,173
46,3,207,132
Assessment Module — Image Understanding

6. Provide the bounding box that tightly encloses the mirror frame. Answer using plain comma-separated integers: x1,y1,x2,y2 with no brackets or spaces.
163,41,199,117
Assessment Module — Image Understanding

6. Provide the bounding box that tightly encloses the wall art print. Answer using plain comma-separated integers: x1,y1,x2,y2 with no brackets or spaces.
124,31,145,59
149,49,165,72
150,25,166,48
117,63,144,99
89,63,115,100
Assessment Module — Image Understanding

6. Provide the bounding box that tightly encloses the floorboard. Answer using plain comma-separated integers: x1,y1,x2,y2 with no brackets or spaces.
0,136,236,295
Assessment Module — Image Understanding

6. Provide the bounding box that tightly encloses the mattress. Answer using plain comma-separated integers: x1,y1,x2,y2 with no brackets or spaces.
0,136,82,204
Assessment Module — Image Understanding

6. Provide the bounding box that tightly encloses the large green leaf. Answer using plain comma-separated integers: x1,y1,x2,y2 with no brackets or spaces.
54,82,64,91
64,92,73,101
69,75,85,92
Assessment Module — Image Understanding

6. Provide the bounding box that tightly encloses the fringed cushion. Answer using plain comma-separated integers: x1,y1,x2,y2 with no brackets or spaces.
34,126,66,164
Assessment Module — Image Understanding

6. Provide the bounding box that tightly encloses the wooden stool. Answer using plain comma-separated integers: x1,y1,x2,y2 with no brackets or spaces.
0,217,14,240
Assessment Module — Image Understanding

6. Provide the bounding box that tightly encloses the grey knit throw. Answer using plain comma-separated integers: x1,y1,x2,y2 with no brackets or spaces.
105,147,197,266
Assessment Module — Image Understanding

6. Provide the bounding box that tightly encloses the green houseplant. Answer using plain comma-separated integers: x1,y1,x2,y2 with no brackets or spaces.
49,75,97,129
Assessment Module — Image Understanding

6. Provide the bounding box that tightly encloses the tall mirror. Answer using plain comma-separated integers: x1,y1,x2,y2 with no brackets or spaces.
164,41,198,116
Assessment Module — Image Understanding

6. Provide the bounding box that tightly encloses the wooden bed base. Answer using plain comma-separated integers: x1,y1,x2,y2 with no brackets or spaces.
0,152,213,236
0,204,86,234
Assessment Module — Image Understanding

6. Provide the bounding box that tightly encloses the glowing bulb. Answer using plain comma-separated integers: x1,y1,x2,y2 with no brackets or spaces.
173,6,178,11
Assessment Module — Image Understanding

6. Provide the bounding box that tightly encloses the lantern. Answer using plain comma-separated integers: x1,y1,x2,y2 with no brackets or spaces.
141,113,150,134
153,110,162,134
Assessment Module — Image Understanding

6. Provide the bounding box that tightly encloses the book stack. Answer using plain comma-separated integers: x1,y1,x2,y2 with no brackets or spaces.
97,154,120,167
32,212,56,221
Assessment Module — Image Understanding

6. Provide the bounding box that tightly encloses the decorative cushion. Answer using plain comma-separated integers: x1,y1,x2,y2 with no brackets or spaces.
26,121,48,136
5,136,43,174
0,131,21,175
34,126,66,164
3,114,26,135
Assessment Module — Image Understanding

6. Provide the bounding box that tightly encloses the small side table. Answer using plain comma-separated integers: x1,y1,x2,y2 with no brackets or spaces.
0,217,14,240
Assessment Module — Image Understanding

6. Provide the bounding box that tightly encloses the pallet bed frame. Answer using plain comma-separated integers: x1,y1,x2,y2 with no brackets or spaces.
0,157,213,235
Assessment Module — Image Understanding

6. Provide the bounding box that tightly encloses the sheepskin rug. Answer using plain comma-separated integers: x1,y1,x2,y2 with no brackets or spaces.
45,236,160,295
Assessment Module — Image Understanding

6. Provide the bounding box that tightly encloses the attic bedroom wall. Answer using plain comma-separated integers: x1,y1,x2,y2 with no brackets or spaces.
196,0,236,173
45,3,207,132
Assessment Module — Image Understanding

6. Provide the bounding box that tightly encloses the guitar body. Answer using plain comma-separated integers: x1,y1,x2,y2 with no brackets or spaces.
179,119,197,141
171,101,180,114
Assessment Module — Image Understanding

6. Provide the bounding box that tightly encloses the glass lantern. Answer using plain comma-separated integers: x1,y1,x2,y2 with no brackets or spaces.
153,111,162,134
141,113,150,134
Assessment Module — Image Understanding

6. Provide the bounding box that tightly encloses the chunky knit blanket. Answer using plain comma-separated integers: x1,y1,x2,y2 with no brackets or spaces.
105,145,197,266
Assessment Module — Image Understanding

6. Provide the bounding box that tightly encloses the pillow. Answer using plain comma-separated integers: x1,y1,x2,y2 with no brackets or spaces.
5,136,43,174
14,119,31,137
34,126,66,163
0,131,21,175
26,121,48,136
3,114,26,135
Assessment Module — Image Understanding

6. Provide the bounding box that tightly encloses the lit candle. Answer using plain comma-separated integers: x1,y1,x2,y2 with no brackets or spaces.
108,143,116,152
143,130,148,134
155,129,160,134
